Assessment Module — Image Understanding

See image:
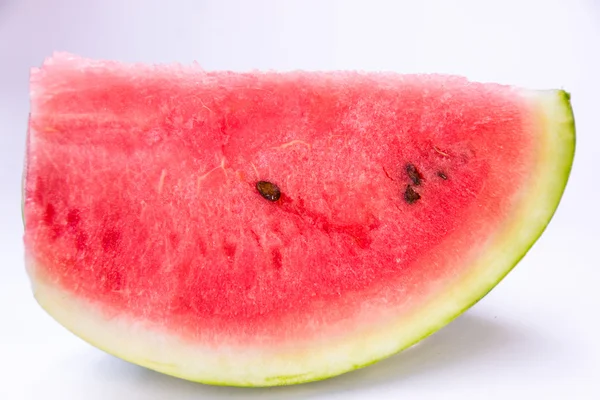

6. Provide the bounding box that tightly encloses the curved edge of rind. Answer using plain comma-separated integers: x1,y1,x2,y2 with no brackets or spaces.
342,88,576,384
458,89,575,308
26,90,575,387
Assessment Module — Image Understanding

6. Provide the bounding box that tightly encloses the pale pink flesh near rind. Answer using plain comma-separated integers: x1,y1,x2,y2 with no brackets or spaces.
23,53,575,386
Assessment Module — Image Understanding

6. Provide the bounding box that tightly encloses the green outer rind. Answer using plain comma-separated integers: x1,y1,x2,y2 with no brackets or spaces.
428,90,575,322
24,89,575,387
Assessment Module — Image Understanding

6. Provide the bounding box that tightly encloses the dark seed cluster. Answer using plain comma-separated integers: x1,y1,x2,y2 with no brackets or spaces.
402,162,449,204
403,163,423,204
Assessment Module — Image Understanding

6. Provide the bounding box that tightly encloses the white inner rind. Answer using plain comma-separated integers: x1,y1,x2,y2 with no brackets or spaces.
27,90,574,386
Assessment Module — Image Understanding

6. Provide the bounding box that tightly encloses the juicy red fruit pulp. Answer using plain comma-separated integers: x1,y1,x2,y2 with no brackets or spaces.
25,65,534,346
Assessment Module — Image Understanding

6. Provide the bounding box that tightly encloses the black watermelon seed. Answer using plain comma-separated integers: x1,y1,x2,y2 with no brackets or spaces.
403,185,421,204
405,164,422,186
256,181,281,201
437,171,448,180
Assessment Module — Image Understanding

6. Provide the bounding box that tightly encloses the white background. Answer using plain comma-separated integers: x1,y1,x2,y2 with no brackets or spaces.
1,0,599,399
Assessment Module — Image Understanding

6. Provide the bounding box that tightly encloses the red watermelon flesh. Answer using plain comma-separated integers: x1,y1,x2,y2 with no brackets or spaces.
23,53,575,386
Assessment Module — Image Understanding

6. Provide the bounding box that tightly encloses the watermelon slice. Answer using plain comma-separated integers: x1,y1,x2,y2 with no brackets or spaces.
23,53,575,387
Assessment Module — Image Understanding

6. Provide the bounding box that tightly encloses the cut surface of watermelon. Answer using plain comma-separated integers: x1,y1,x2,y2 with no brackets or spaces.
23,53,575,386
